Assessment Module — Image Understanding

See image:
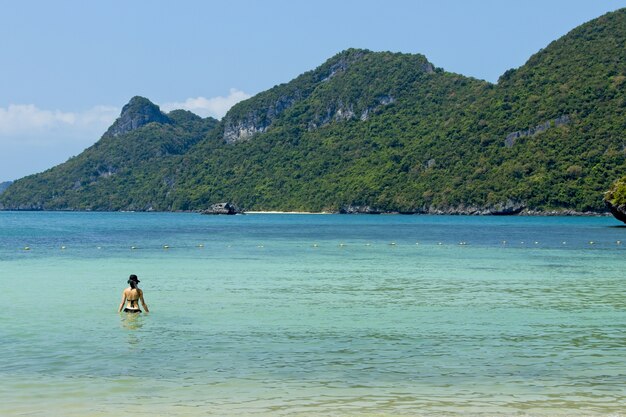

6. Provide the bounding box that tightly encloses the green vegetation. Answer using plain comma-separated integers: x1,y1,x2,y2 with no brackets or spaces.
0,181,12,195
1,9,625,212
605,176,626,206
0,108,217,210
604,176,626,223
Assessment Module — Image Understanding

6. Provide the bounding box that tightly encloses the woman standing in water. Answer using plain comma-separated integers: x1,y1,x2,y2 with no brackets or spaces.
118,274,149,313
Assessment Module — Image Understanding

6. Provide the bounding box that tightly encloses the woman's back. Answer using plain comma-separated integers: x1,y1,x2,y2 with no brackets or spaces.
125,288,141,309
118,274,148,313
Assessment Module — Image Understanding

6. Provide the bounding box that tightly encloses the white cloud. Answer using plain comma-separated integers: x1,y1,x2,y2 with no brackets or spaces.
161,88,252,119
0,89,251,180
0,104,118,143
0,103,119,180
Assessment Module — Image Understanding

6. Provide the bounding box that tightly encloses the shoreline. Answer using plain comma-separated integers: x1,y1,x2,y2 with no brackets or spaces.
244,210,329,215
245,211,613,216
0,208,614,217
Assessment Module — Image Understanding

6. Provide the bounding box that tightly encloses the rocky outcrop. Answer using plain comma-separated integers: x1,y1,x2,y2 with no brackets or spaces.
419,204,597,216
222,119,267,144
221,49,389,144
339,200,525,215
339,205,384,214
307,95,396,130
104,96,171,137
504,115,570,147
605,201,626,223
201,202,242,215
604,177,626,224
321,49,367,82
487,200,526,215
222,94,300,144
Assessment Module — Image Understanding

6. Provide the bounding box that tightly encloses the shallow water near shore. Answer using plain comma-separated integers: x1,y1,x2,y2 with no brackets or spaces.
1,212,625,416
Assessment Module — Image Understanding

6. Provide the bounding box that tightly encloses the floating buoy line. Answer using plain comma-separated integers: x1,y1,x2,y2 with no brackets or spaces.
13,239,626,252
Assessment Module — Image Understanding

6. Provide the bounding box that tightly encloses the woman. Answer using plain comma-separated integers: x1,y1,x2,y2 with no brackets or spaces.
118,274,149,313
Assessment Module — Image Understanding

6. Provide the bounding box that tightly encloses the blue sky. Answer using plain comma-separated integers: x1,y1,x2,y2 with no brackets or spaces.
1,0,625,181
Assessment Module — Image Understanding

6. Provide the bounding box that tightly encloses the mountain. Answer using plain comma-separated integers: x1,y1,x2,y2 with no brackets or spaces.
0,98,218,210
1,9,626,213
0,181,12,195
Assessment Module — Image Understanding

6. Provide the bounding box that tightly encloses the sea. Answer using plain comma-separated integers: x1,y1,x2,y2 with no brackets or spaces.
0,211,624,417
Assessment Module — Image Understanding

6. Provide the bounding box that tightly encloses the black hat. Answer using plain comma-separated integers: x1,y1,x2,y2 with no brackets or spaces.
128,274,140,283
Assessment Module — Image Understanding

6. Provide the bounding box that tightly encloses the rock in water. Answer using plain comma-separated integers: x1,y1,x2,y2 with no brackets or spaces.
607,202,626,223
604,177,626,224
605,200,626,224
201,202,242,215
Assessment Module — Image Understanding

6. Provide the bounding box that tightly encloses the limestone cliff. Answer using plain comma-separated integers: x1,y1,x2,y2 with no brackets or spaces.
222,49,378,144
104,96,171,137
221,49,436,144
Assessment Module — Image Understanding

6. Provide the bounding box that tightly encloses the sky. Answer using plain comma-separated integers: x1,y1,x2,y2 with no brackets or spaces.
1,0,625,182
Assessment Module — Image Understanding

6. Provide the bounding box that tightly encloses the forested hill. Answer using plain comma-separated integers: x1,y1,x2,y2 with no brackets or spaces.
0,181,12,195
2,8,626,213
0,98,218,210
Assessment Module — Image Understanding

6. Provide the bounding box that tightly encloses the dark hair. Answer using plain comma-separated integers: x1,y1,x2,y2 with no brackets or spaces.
128,274,139,289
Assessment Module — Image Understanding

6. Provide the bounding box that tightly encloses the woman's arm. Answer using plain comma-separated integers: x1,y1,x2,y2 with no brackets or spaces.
118,290,127,313
139,289,149,313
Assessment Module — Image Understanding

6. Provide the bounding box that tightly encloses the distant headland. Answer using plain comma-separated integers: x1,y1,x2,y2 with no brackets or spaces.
1,9,626,220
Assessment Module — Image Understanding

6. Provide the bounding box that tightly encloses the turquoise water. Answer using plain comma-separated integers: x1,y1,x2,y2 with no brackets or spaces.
0,212,625,416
